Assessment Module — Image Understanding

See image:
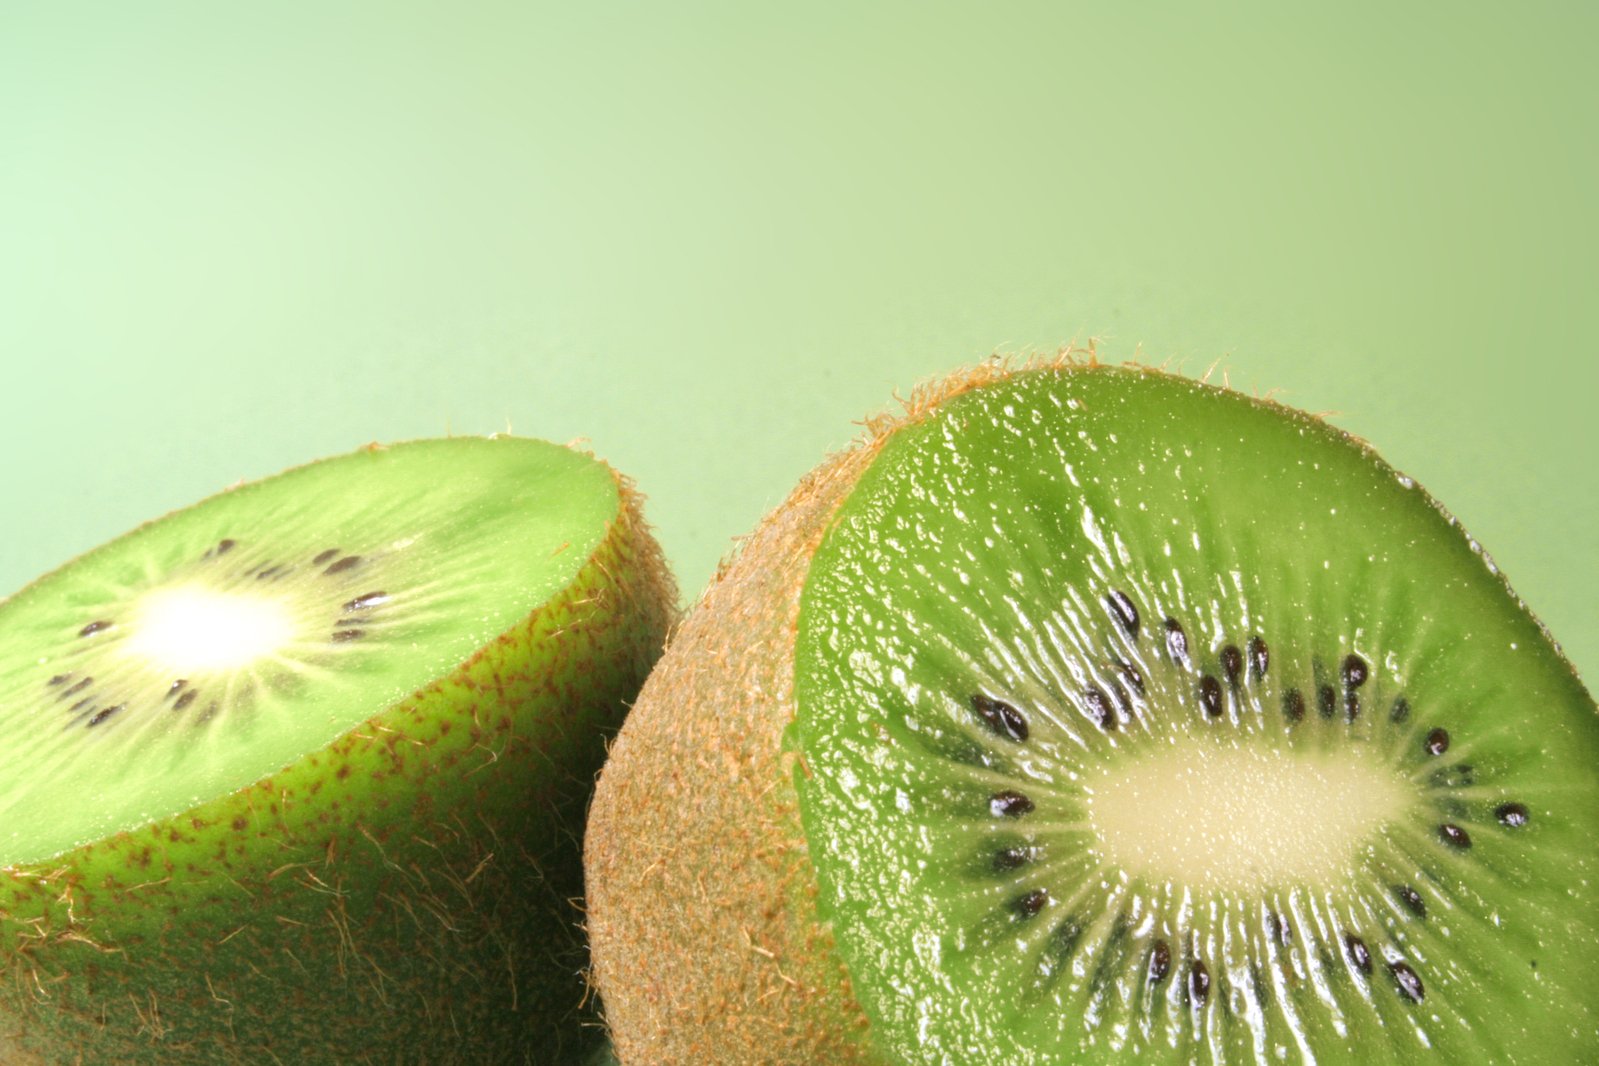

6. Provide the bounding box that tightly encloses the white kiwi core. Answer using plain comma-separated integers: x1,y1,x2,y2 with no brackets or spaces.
125,585,297,672
1086,740,1415,893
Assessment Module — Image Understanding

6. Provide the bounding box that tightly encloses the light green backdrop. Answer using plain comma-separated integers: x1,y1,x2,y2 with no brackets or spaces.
3,4,1595,682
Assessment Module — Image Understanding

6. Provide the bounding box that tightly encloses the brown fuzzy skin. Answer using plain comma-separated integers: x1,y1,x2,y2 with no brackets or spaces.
585,355,1085,1065
0,469,676,1065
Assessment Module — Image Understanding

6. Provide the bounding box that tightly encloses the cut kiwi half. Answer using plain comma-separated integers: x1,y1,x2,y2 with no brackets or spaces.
0,437,674,1064
586,359,1599,1065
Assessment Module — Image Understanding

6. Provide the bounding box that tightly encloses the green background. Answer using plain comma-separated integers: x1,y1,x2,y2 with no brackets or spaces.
2,4,1595,684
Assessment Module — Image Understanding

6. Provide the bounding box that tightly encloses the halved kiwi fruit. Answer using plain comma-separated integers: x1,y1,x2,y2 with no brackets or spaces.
0,437,674,1063
586,358,1599,1064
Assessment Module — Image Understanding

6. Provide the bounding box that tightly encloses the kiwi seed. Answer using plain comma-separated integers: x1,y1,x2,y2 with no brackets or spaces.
972,691,1029,742
1283,687,1306,722
1106,589,1140,637
1221,644,1243,685
1497,802,1531,827
990,789,1035,818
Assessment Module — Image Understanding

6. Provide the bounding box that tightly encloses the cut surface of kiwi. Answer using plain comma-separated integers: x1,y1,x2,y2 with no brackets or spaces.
586,360,1598,1066
0,437,674,1063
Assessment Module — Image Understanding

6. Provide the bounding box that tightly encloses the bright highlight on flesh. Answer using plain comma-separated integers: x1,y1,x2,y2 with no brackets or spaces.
1086,740,1416,893
124,585,295,672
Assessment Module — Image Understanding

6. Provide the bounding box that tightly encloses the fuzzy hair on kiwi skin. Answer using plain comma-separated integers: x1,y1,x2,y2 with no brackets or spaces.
582,351,1593,1065
0,448,677,1065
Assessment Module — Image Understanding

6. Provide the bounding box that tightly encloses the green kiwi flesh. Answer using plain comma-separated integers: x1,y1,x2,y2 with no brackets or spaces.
0,437,674,1063
585,362,1599,1065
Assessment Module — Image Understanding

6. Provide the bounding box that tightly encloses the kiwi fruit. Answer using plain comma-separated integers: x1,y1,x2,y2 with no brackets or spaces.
0,437,674,1064
585,357,1599,1064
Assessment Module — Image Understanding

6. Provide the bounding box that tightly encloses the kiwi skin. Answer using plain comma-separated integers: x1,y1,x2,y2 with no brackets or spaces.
0,454,676,1064
583,355,1594,1065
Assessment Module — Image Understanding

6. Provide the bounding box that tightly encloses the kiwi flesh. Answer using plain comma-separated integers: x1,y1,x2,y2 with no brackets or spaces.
585,358,1599,1064
0,437,674,1064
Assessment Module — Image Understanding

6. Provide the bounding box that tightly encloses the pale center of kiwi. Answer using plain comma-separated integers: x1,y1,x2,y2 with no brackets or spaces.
124,585,296,672
1085,740,1414,892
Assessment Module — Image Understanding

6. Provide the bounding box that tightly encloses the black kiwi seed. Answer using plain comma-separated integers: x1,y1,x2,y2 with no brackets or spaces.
990,791,1035,818
60,677,92,699
1265,911,1293,945
1390,695,1411,724
1188,960,1210,1007
1163,618,1189,666
1106,590,1140,638
1221,645,1243,685
1425,728,1450,756
331,629,365,643
343,591,388,612
78,620,113,638
1198,675,1223,719
1345,691,1361,722
313,548,340,565
1439,823,1472,849
167,679,188,697
174,690,198,711
1283,688,1306,723
1081,687,1116,731
1344,934,1373,976
203,538,236,559
1342,653,1369,689
47,674,70,687
1317,684,1336,719
1247,635,1269,679
324,555,363,575
1148,940,1171,984
1395,884,1427,919
972,693,1030,743
1014,889,1050,918
1496,802,1531,828
993,846,1033,872
1390,961,1426,1003
86,703,125,727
